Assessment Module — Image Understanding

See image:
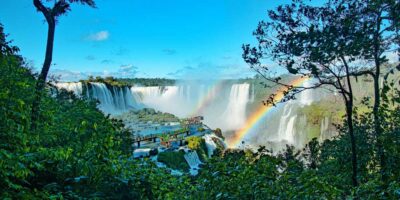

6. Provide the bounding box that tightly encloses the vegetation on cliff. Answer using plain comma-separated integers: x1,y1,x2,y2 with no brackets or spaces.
115,108,180,124
80,76,176,87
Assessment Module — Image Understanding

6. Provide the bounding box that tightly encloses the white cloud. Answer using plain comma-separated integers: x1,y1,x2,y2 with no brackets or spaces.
49,69,88,82
49,64,139,82
166,62,255,80
86,31,109,41
118,64,138,78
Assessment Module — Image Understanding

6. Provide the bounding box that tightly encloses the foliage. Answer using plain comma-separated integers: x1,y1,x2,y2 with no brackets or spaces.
186,136,203,151
116,108,180,124
83,76,177,87
185,136,208,162
214,128,224,139
197,127,205,132
117,77,176,86
157,151,189,172
82,76,130,87
0,26,136,198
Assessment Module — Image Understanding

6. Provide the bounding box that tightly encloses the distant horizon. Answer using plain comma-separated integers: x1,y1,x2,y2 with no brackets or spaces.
52,75,260,83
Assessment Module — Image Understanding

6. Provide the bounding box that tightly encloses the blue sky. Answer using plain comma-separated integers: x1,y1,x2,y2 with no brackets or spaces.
0,0,294,80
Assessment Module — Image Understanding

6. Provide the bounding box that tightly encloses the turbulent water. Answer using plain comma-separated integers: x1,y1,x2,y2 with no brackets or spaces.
220,84,250,130
57,82,139,113
240,82,333,150
129,83,251,131
55,81,333,149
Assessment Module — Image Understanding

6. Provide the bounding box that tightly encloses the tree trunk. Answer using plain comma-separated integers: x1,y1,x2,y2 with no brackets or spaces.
342,55,358,187
372,16,386,183
31,20,55,131
373,71,386,183
346,101,358,187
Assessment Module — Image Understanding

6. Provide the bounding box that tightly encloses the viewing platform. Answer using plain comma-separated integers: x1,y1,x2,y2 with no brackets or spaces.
133,116,207,148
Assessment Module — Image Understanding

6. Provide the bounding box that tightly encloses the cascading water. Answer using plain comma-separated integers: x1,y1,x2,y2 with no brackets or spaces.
130,83,251,131
56,82,252,131
131,86,189,117
319,116,336,143
245,80,319,149
90,83,115,112
55,82,140,114
220,83,250,130
184,151,202,169
277,103,297,144
273,83,314,146
300,81,314,106
56,82,83,96
250,84,255,102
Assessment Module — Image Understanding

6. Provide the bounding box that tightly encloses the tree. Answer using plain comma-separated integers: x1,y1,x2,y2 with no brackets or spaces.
349,0,400,183
242,0,379,186
0,24,19,57
31,0,96,130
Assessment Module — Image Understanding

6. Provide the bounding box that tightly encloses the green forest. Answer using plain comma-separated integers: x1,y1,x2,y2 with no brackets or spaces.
1,0,400,199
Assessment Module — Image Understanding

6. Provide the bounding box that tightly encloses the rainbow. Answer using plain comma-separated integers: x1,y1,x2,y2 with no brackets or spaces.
227,76,310,148
190,81,224,116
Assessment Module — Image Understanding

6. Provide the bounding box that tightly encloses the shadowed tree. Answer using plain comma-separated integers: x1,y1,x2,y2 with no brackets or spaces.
349,0,400,183
31,0,96,130
241,0,391,186
0,23,19,57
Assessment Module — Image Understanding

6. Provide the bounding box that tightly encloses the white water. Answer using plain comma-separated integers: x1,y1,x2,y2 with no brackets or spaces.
184,151,202,168
131,85,195,118
300,81,314,106
220,83,250,130
277,103,297,144
90,83,115,112
243,81,319,149
55,82,139,114
203,134,217,158
131,83,251,131
56,82,83,96
273,83,314,146
56,82,251,131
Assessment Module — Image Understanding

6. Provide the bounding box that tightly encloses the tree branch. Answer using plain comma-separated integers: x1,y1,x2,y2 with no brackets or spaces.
33,0,52,22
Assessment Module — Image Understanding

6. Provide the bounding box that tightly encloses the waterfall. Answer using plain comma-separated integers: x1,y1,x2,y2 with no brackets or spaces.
250,84,255,102
277,103,297,144
300,81,313,106
203,134,217,158
55,82,139,114
131,86,186,116
319,117,334,143
56,82,83,96
273,80,315,146
131,86,163,98
220,83,250,130
130,83,251,131
186,85,192,101
89,83,115,112
56,81,253,138
184,151,202,169
89,83,139,113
